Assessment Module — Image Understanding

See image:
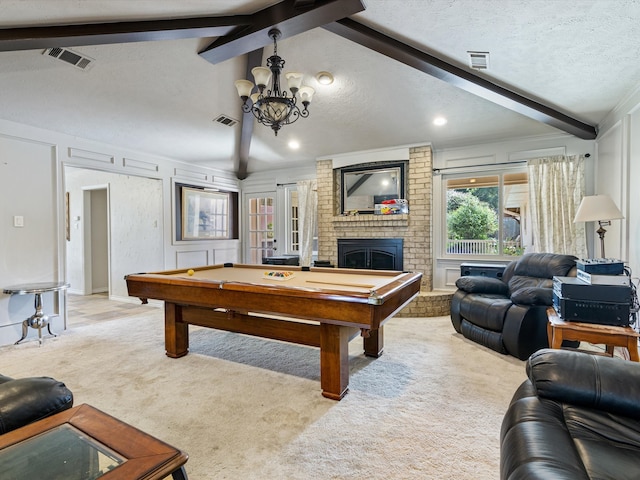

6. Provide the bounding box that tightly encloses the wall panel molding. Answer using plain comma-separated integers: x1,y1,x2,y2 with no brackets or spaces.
68,147,114,164
123,157,159,173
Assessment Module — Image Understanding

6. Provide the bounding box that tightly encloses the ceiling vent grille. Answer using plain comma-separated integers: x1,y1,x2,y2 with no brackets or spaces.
467,51,489,70
43,47,95,71
214,115,239,127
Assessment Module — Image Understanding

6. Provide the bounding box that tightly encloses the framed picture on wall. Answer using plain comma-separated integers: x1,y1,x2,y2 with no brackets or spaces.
181,187,230,240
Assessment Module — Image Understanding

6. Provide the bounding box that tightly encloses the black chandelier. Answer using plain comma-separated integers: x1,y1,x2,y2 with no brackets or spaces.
234,28,315,136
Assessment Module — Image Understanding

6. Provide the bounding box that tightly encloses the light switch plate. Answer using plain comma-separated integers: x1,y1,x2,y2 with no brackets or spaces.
13,215,24,227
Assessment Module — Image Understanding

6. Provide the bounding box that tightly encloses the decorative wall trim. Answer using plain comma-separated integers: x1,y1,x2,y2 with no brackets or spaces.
174,167,209,182
508,146,565,161
123,157,159,172
176,250,209,269
68,147,114,164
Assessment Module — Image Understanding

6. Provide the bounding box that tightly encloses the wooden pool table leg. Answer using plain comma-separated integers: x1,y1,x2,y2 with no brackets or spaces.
363,327,384,358
320,323,350,400
165,303,189,358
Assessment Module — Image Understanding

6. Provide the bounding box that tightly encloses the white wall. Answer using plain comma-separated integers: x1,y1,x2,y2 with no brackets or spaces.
0,134,63,345
597,84,640,282
0,118,240,346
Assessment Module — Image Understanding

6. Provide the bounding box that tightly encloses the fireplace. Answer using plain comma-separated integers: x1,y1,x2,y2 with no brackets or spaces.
338,238,403,271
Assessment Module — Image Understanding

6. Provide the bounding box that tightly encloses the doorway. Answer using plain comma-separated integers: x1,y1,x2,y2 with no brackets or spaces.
83,186,109,294
64,165,164,301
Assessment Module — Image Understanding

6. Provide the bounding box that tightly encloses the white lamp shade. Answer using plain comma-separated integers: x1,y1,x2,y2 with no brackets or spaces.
251,67,272,88
285,72,303,91
298,85,315,103
234,79,254,98
250,93,260,105
574,194,624,223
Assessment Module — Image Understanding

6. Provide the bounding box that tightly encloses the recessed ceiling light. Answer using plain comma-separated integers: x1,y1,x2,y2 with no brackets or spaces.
316,71,334,85
288,140,300,149
433,117,447,126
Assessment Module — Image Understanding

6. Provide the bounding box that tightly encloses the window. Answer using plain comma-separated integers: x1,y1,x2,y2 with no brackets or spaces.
445,170,528,257
289,190,300,252
175,183,238,241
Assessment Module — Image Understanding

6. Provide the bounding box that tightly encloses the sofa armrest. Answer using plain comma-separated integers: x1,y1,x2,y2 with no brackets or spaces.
510,287,552,306
0,376,73,434
527,349,640,419
455,276,509,295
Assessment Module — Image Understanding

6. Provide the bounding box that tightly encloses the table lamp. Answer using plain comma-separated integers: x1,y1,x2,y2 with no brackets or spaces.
573,194,624,258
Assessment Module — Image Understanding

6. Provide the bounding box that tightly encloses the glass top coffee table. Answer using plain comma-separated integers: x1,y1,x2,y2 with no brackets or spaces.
0,404,188,479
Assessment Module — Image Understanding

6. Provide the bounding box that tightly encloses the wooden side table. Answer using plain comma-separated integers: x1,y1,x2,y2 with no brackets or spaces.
547,307,640,362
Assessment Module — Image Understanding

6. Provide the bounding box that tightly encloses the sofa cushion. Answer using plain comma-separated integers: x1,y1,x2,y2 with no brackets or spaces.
527,349,640,419
510,287,553,306
460,320,507,354
459,295,512,331
0,376,73,434
566,406,640,479
455,276,509,295
513,253,578,278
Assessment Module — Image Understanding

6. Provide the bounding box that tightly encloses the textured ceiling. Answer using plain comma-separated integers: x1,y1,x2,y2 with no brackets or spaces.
0,0,639,175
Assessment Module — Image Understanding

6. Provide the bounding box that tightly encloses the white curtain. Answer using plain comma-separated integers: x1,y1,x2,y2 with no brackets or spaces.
527,155,587,256
297,179,317,267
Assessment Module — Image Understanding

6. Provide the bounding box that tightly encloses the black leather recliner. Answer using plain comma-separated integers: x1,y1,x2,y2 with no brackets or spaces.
0,374,73,434
450,253,577,360
501,348,640,480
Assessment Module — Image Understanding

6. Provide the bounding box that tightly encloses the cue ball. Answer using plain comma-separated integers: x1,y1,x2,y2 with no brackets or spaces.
187,269,195,276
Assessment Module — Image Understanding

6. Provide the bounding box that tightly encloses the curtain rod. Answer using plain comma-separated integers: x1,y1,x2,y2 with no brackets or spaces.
276,182,297,187
432,153,590,174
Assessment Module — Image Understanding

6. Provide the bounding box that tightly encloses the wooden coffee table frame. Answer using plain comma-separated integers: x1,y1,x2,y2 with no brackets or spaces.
0,404,188,479
547,307,640,362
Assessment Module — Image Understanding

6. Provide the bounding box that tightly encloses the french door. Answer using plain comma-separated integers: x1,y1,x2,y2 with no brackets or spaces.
244,192,277,264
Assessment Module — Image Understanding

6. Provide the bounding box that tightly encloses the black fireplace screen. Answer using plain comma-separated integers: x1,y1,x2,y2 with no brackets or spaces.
337,238,403,271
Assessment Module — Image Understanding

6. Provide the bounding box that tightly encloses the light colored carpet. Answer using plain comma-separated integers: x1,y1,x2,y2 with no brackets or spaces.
0,309,527,479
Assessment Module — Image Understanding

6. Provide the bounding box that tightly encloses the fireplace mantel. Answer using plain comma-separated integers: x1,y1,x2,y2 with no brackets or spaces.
332,214,409,227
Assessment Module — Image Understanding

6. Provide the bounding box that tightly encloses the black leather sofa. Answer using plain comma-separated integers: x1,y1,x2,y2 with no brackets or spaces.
501,349,640,480
450,253,577,360
0,374,73,434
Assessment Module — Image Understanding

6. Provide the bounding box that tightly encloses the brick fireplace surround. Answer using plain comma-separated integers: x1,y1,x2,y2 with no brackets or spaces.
316,145,452,317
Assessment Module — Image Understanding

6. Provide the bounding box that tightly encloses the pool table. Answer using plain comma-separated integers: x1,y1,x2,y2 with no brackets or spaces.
125,263,422,400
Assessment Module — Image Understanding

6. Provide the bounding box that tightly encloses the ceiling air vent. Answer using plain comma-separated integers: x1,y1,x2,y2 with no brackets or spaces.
43,47,95,71
467,51,489,70
214,115,238,127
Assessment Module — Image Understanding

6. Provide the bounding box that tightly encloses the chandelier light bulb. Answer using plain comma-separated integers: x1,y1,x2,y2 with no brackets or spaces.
298,86,315,104
251,67,271,89
234,79,254,99
285,72,304,92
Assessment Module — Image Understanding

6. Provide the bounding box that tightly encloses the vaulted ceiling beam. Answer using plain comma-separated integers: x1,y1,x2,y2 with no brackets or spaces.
0,16,249,52
324,18,597,140
236,48,264,180
199,0,365,64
